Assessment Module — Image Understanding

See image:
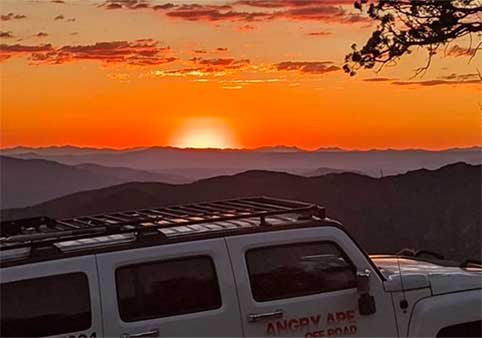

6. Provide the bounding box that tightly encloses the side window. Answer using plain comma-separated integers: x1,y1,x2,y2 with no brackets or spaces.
1,272,92,337
116,256,222,322
246,241,357,302
437,320,481,337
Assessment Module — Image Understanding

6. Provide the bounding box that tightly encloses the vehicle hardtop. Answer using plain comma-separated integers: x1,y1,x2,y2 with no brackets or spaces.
1,197,481,338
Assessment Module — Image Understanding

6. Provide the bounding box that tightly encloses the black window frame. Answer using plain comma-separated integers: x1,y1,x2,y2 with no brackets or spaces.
245,241,357,302
0,271,92,337
115,255,222,322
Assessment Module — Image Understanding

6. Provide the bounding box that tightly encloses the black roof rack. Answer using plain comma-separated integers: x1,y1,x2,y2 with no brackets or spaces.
0,197,324,253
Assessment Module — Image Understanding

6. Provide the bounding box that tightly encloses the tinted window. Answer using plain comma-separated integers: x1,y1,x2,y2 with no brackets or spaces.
1,272,91,337
116,256,222,322
247,242,357,301
437,320,482,337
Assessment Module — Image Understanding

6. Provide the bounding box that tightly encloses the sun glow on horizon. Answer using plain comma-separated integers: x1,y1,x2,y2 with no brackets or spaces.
171,118,238,149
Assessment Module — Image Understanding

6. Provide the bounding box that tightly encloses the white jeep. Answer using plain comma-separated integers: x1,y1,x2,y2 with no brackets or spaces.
1,197,481,337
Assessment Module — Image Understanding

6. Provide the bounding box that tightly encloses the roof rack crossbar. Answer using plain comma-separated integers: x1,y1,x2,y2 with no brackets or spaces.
105,214,131,222
134,209,168,218
204,201,254,213
146,208,189,218
200,202,243,213
0,197,318,250
71,218,97,227
55,220,81,230
221,200,281,212
227,199,291,211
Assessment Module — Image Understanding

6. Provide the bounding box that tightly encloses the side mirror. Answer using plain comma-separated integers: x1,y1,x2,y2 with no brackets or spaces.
357,270,376,315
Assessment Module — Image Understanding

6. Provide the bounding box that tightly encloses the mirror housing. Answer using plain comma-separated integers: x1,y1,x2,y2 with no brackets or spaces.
357,270,377,315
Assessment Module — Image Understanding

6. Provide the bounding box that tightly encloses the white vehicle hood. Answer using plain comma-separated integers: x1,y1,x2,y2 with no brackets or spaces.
370,255,482,295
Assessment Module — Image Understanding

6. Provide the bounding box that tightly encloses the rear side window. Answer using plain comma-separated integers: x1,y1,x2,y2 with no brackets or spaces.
246,241,357,302
437,320,482,337
116,256,222,322
1,272,91,337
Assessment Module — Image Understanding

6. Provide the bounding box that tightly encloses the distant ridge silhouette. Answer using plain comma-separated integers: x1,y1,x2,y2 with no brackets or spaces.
2,162,480,261
0,156,190,208
1,145,480,177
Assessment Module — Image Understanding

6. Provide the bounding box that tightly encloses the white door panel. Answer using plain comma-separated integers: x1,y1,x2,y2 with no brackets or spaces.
1,256,103,338
97,239,243,337
226,227,398,337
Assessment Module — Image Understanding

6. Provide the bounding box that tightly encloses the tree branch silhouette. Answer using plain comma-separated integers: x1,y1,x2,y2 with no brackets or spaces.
344,0,482,76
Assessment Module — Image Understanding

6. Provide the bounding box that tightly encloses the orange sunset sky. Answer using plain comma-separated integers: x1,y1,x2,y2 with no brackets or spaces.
0,0,480,150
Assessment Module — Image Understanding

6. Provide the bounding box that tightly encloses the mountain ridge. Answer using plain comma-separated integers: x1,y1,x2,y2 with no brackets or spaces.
2,146,479,177
2,162,480,261
0,156,191,208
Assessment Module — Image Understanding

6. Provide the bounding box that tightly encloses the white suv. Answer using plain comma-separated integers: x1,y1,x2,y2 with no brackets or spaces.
1,197,481,337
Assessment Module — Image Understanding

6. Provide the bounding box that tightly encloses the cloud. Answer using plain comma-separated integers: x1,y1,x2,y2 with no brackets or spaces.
101,0,150,10
1,13,27,21
235,0,356,8
439,73,479,81
191,56,250,69
274,61,340,74
0,39,176,66
0,31,14,39
306,31,332,37
392,79,480,87
363,77,392,82
0,43,53,62
362,75,480,86
152,3,177,10
165,5,270,22
155,68,226,77
446,44,478,57
54,15,65,20
99,1,368,25
193,47,229,55
51,0,65,3
273,5,368,23
154,56,251,78
36,32,49,38
238,24,255,31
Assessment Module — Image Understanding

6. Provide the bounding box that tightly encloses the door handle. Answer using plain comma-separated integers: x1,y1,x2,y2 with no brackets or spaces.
248,309,284,323
122,329,159,338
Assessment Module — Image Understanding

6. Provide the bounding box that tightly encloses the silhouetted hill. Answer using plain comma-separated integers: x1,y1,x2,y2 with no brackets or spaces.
0,156,190,208
302,167,360,176
3,146,480,177
2,162,480,260
76,163,189,184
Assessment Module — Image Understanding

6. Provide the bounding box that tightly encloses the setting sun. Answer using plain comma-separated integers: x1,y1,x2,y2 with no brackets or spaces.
171,118,238,149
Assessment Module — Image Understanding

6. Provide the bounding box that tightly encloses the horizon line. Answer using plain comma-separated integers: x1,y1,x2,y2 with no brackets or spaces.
1,144,481,152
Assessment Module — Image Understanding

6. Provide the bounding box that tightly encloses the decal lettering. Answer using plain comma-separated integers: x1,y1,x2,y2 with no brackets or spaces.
305,325,357,337
310,315,321,326
265,309,357,336
327,310,356,325
266,314,321,335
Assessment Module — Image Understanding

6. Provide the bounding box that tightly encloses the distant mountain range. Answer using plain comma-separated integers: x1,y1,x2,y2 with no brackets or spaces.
302,167,361,176
0,156,190,208
1,145,480,178
3,162,480,261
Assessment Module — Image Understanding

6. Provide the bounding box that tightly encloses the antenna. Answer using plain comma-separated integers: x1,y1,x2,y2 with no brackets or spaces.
397,254,409,312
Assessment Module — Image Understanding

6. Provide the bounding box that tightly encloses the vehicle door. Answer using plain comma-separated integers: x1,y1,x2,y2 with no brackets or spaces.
0,256,102,338
97,238,243,337
226,226,398,337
